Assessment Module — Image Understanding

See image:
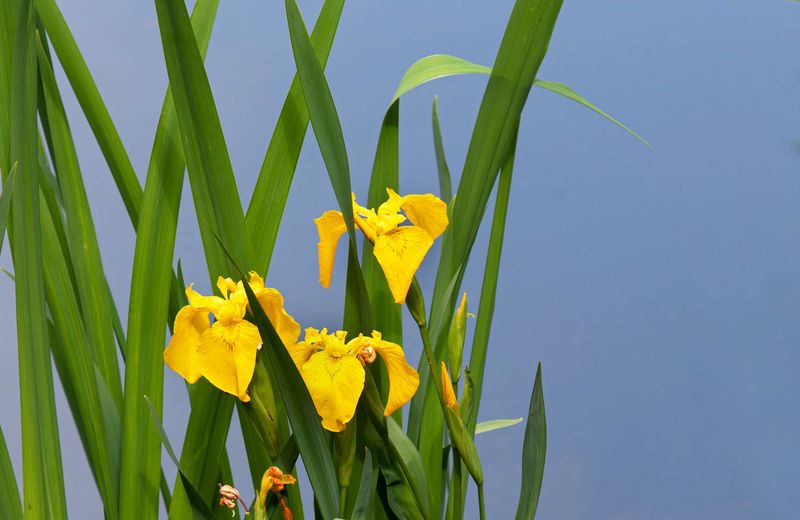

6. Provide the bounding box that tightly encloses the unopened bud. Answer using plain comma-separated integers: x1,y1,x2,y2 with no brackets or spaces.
448,292,467,384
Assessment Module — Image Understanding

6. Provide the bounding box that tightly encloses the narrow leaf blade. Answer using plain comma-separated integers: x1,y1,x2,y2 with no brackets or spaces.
514,364,546,520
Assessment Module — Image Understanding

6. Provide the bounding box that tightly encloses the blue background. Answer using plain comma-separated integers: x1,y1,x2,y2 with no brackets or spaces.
0,1,798,518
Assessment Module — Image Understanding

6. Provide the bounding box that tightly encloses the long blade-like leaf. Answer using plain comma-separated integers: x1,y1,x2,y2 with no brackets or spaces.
36,34,123,414
391,54,647,145
33,0,143,227
145,397,217,520
154,0,251,516
120,2,221,517
431,97,451,202
9,1,66,516
283,0,356,243
474,418,523,435
0,165,16,255
40,190,119,516
284,0,372,331
0,425,21,519
514,364,546,520
413,0,563,509
246,0,345,274
464,125,518,433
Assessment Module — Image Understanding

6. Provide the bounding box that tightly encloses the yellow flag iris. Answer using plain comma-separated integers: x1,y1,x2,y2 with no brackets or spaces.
164,272,300,402
288,327,419,432
315,188,448,304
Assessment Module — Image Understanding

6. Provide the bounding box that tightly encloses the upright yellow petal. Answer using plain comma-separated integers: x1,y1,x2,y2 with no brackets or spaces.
300,351,365,432
195,319,262,401
287,341,319,369
186,285,223,312
216,276,238,299
400,193,449,239
440,362,458,412
373,226,434,303
248,271,266,291
164,304,210,383
254,287,301,346
314,210,347,288
369,331,419,416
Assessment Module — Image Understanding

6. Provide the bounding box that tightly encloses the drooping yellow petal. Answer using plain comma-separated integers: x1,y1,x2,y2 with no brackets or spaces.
286,341,319,369
186,285,223,313
253,287,301,346
369,331,419,416
195,319,262,401
164,304,210,383
400,193,449,239
440,362,458,412
300,351,365,432
373,226,434,303
314,210,347,288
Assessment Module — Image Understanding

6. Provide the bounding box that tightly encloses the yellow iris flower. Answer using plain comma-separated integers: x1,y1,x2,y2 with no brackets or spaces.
164,272,300,402
315,188,448,304
288,327,419,432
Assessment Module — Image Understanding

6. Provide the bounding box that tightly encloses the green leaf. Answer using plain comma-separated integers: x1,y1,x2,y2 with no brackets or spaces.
246,0,345,274
154,0,252,517
416,2,563,512
283,0,356,243
154,0,248,278
36,33,123,414
40,192,119,515
284,0,373,333
9,0,67,516
514,364,546,520
0,425,21,519
392,54,491,103
0,164,16,256
463,125,518,434
120,1,221,517
431,97,451,202
474,418,523,435
391,54,647,147
144,397,218,520
33,0,143,227
351,449,374,520
533,79,650,146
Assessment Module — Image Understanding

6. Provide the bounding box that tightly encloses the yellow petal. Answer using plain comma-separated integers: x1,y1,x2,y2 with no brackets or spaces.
400,193,449,239
441,362,458,412
164,304,210,383
195,319,262,401
314,210,347,288
373,226,434,303
287,341,319,369
300,351,365,432
254,287,301,346
216,276,238,299
186,285,223,312
248,271,265,291
369,331,419,416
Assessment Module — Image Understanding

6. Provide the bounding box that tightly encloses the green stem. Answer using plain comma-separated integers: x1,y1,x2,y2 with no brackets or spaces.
477,483,486,520
339,486,347,518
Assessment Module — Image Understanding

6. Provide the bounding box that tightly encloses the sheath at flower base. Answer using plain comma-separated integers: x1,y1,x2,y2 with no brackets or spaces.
288,327,420,432
163,272,300,402
315,188,448,304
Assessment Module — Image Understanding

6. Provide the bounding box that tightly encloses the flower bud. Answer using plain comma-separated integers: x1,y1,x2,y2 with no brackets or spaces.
448,292,468,384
